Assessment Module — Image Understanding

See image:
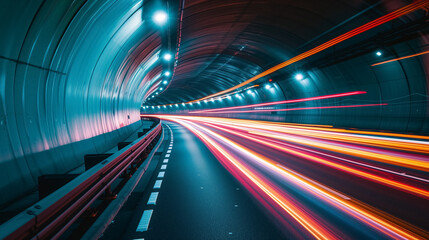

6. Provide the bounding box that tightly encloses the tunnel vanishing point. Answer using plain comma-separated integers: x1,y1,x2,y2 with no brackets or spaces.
0,0,429,239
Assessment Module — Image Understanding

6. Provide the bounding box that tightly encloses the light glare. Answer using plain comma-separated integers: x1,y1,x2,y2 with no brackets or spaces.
295,73,304,81
153,11,168,25
163,53,172,61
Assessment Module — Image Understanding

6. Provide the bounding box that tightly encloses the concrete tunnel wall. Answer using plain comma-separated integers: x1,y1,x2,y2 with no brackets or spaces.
0,0,162,206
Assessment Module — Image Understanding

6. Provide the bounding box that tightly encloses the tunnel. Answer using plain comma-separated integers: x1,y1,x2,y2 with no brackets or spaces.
0,0,428,239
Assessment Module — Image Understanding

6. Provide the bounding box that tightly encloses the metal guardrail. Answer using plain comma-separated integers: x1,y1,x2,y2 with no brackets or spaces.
0,122,162,240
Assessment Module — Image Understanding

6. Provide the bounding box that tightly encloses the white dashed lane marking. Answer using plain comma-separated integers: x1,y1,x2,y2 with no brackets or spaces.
136,124,174,234
136,210,153,232
153,180,163,189
147,192,159,205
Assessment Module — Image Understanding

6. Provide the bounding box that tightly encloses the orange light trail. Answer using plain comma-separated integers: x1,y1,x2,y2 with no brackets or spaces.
174,116,429,153
187,0,429,103
250,130,429,172
158,116,429,239
209,123,429,198
372,50,429,66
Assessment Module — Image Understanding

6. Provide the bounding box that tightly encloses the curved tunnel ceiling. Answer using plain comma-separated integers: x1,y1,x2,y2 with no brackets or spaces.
151,0,429,104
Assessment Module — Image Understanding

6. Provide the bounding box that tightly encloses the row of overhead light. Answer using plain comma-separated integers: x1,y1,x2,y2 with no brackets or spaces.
146,10,172,101
147,71,308,106
146,66,172,99
142,82,278,110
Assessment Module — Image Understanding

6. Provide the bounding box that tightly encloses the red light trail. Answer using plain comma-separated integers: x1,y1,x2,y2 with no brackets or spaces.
190,91,367,113
190,103,387,114
188,0,429,103
143,115,429,239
